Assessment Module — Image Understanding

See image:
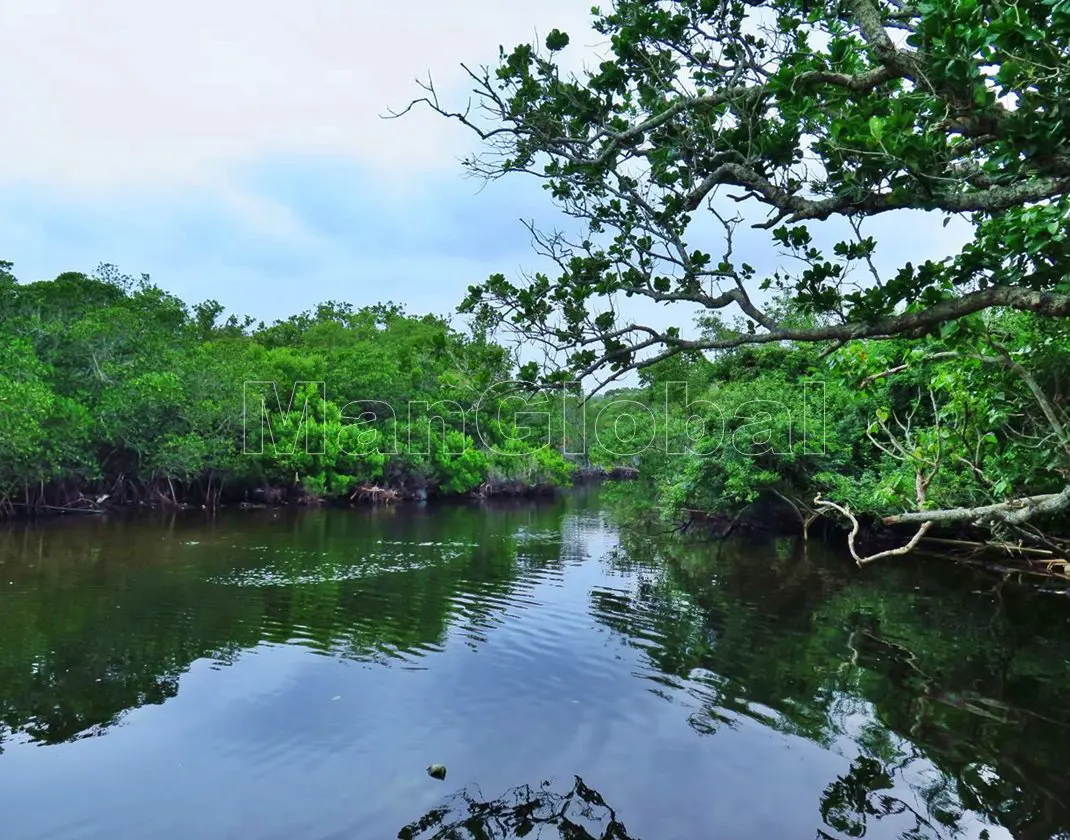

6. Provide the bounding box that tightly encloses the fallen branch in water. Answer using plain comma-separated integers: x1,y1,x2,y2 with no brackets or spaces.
919,536,1057,556
6,502,105,514
814,495,933,566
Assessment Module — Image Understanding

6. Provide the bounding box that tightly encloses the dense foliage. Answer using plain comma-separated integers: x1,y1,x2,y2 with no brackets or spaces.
0,262,577,512
587,304,1069,564
405,0,1070,559
415,0,1070,373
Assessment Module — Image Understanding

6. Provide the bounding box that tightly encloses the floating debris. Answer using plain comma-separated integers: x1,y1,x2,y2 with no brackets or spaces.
426,764,447,781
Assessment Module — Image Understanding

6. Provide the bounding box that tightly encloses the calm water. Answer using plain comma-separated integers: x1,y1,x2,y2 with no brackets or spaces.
1,487,1069,840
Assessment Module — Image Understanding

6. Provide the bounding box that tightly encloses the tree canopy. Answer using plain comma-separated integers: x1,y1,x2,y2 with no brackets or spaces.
0,263,580,513
402,0,1070,385
394,0,1070,558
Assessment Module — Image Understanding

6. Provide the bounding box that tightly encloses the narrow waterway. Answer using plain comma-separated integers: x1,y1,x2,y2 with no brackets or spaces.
1,487,1068,839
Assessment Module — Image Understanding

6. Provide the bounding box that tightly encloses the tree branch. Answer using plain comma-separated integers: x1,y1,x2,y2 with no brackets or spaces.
884,486,1070,526
815,495,934,566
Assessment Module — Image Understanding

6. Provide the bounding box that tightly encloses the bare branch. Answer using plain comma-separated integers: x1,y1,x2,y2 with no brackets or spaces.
578,286,1070,377
815,495,934,566
884,486,1070,526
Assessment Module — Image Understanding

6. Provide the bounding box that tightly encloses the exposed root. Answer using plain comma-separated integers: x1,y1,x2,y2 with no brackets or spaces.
351,484,401,505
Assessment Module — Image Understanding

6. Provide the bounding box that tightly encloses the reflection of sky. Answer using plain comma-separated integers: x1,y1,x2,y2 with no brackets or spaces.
0,511,1013,840
0,625,845,840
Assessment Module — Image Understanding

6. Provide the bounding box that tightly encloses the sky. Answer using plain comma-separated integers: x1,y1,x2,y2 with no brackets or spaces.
0,0,971,339
0,0,597,324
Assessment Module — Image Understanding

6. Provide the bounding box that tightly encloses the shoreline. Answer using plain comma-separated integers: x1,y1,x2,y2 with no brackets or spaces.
0,467,640,521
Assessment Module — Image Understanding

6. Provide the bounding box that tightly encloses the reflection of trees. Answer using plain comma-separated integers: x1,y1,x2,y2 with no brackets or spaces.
6,492,1070,839
397,776,638,840
817,756,964,840
0,499,574,748
595,527,1070,840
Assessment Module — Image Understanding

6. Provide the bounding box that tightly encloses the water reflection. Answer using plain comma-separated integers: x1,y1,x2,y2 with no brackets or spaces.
398,777,637,840
0,500,577,748
594,526,1070,839
0,489,1068,839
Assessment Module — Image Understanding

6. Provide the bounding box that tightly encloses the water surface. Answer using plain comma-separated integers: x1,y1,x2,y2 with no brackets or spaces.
1,488,1069,839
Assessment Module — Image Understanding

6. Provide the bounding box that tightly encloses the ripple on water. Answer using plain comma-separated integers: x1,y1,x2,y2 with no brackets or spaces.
0,497,1064,840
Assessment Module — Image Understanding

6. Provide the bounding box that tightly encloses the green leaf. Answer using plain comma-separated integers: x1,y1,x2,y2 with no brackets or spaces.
545,29,570,51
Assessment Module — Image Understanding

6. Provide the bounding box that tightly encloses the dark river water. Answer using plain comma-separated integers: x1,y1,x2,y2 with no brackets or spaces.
2,487,1069,840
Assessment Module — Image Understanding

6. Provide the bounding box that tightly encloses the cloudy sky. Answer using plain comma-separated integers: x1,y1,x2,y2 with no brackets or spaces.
1,0,969,335
0,0,601,324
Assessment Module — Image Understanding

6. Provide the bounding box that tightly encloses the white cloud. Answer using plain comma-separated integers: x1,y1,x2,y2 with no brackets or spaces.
0,0,597,190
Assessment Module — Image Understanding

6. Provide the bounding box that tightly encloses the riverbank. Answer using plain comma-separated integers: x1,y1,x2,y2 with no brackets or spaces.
0,465,640,519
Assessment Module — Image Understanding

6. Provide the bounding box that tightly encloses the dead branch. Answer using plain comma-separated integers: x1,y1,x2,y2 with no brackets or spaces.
814,494,933,566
